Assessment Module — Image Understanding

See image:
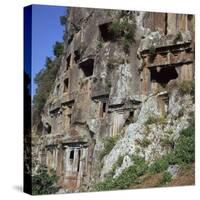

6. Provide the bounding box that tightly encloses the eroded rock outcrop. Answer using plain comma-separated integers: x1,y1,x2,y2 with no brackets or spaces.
33,8,195,192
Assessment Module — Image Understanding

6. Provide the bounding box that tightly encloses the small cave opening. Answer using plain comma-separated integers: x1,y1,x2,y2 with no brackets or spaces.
63,78,69,93
99,101,107,118
89,131,95,138
125,110,134,125
150,67,178,86
44,122,51,134
79,59,94,77
66,54,71,70
99,22,114,42
74,50,80,63
129,111,134,118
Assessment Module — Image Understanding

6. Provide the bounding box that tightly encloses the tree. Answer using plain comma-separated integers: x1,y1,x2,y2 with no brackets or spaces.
32,167,59,195
33,56,60,128
53,41,64,58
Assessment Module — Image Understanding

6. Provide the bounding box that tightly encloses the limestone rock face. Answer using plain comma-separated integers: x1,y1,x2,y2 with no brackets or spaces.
34,8,195,192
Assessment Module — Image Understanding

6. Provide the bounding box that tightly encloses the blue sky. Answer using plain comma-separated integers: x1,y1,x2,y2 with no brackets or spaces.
31,5,67,96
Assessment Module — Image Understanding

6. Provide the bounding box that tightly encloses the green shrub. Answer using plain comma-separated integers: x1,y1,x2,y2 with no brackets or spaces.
105,156,124,179
175,125,195,164
150,123,195,175
32,168,59,195
99,135,119,160
145,115,158,125
149,158,169,174
60,9,68,26
33,55,61,125
145,115,166,126
108,17,136,53
188,112,195,127
116,155,124,167
159,171,172,185
53,41,64,58
109,21,124,38
178,80,195,96
95,156,148,191
95,177,114,191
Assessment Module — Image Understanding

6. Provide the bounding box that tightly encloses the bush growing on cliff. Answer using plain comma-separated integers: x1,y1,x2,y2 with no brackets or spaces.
96,120,195,190
136,137,151,148
159,171,172,185
105,155,125,178
149,123,195,174
60,8,68,26
33,56,60,113
145,115,158,125
32,167,59,195
53,41,64,58
178,80,195,96
108,17,136,53
145,115,166,126
95,156,148,191
174,125,195,164
99,135,119,160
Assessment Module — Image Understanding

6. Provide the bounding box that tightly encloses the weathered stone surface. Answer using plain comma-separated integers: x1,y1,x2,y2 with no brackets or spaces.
114,155,133,178
33,8,195,192
167,165,180,177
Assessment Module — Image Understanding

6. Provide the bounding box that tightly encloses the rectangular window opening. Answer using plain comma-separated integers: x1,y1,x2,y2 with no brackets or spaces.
74,50,80,63
100,102,107,118
150,67,178,86
130,111,134,118
69,149,74,160
103,102,106,113
79,59,94,77
99,22,114,42
63,78,69,93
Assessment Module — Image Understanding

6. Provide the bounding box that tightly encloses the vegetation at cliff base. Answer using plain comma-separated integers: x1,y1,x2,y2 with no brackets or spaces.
99,135,120,160
95,118,195,190
32,167,59,195
95,156,148,191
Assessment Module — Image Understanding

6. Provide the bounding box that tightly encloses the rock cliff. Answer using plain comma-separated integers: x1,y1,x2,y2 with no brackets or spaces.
33,7,195,192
